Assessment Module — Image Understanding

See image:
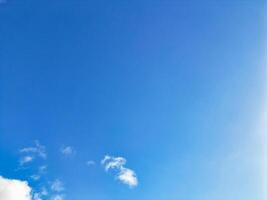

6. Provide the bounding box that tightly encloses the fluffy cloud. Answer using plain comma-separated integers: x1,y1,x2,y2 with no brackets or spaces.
0,176,32,200
101,156,126,171
117,167,138,187
101,155,138,188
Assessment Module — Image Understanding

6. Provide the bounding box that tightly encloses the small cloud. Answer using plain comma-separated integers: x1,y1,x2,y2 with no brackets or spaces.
101,155,126,171
19,141,46,167
117,167,138,188
20,156,34,166
60,146,75,156
40,187,48,196
52,194,64,200
30,165,47,181
86,160,95,167
30,174,40,181
51,179,64,192
33,187,48,200
101,155,138,188
20,140,47,160
33,193,41,200
38,165,47,174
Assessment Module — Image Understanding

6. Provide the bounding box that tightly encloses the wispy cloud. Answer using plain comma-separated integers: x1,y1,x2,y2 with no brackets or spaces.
14,141,69,200
40,187,48,196
50,180,65,200
51,194,64,200
60,146,75,156
86,160,95,167
33,193,41,200
20,156,34,166
19,140,47,164
101,155,126,171
33,187,48,200
51,179,65,192
30,174,40,181
30,165,47,182
38,165,47,174
101,155,138,188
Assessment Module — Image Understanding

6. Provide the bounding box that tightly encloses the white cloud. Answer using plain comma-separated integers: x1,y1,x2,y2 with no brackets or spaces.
19,141,47,166
30,166,47,181
38,165,47,174
60,146,75,156
101,155,138,188
20,156,34,166
117,167,138,188
51,194,64,200
86,160,95,166
33,193,41,200
51,179,64,192
101,155,126,171
33,187,48,200
30,175,40,181
0,176,32,200
20,140,47,159
40,187,48,196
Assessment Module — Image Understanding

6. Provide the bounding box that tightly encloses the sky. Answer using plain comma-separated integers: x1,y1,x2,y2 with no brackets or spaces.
0,0,266,200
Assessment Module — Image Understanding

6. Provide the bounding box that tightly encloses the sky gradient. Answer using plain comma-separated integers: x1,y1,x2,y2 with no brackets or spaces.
0,0,266,200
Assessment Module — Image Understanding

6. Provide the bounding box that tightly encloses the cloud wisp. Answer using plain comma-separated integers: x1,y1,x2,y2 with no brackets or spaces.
30,165,47,182
16,141,68,200
50,179,65,200
19,140,47,167
51,179,65,192
51,194,64,200
20,156,34,166
60,146,75,157
86,160,95,167
33,187,48,200
20,140,47,160
101,155,138,188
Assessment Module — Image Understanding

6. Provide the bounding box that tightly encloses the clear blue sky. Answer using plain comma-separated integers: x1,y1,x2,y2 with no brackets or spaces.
0,0,266,200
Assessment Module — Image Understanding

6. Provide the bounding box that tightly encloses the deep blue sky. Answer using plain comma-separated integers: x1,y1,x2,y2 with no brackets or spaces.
0,0,266,199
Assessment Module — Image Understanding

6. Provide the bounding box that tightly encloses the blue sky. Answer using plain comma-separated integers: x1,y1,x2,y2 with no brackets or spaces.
0,0,266,199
